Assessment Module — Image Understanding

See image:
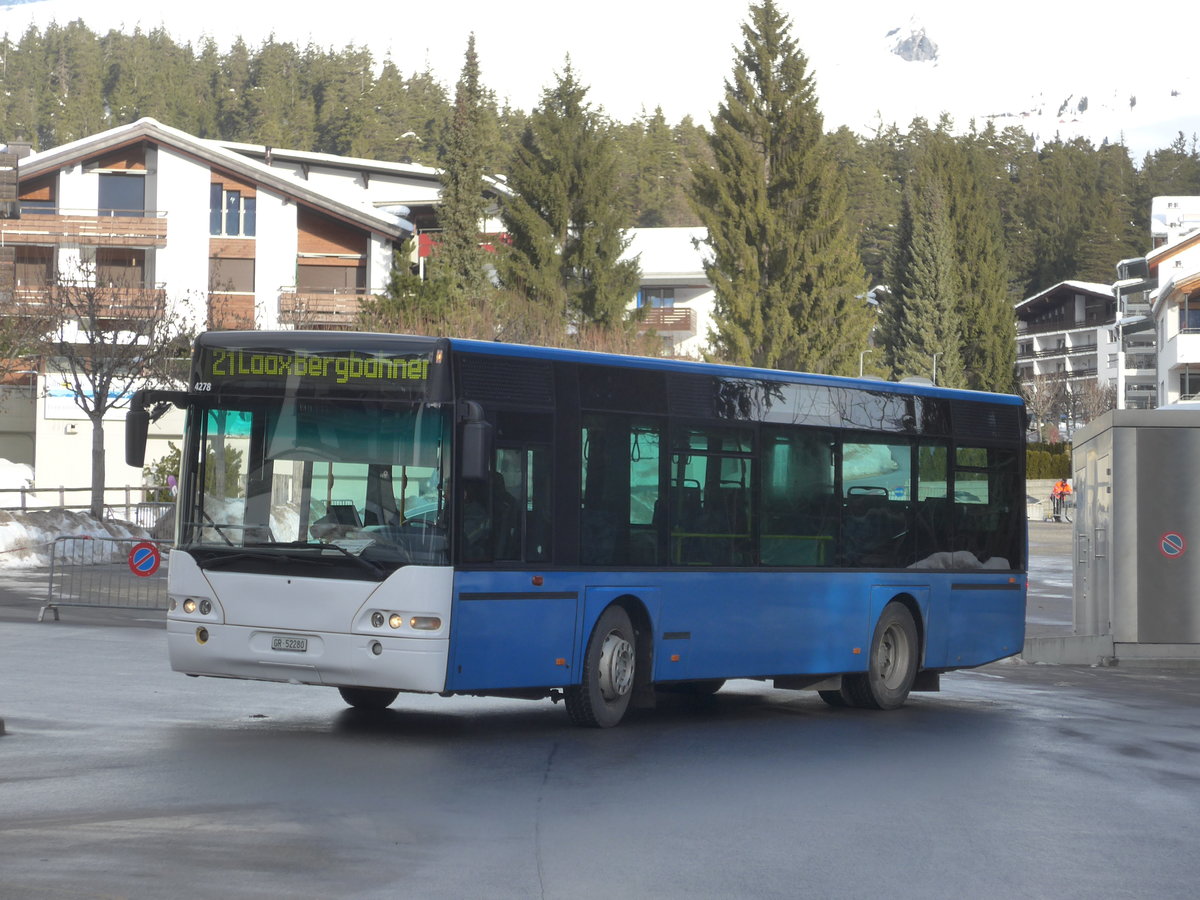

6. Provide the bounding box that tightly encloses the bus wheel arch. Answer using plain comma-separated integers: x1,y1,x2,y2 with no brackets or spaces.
842,596,921,710
565,597,651,728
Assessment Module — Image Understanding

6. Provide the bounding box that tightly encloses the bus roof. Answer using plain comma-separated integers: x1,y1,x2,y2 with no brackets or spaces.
444,337,1024,407
194,331,1022,408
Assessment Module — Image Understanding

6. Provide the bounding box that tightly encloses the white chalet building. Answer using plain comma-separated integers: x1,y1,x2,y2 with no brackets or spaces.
0,118,488,505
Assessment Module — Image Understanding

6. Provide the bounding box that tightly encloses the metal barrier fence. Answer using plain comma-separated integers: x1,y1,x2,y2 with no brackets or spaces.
39,535,171,622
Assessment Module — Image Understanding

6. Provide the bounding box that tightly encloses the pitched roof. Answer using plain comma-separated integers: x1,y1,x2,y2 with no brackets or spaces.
1014,279,1112,314
18,117,409,238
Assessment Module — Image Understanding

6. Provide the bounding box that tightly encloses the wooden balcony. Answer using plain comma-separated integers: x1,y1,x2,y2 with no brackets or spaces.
209,292,256,331
278,289,371,329
10,285,167,319
0,209,168,247
636,307,696,333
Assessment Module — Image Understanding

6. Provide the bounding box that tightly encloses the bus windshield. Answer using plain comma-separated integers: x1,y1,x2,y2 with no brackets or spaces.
179,397,449,575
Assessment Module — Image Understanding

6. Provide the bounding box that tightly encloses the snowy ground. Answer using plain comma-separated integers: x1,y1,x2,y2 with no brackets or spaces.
0,459,153,569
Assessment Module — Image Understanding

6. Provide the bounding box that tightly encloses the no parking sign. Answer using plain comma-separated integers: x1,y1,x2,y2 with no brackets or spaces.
1159,532,1186,559
128,541,162,577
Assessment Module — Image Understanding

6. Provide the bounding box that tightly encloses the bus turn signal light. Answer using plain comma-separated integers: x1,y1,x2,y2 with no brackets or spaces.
410,617,441,631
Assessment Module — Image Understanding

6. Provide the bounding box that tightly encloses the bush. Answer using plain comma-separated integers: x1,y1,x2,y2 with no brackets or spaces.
1026,442,1071,479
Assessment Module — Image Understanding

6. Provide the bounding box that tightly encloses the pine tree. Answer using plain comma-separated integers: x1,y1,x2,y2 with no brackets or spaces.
247,40,315,149
1022,137,1096,294
624,108,687,226
44,20,104,143
1136,133,1200,217
690,0,872,373
433,34,492,301
216,38,254,141
829,124,900,288
1077,143,1141,284
397,67,451,166
891,175,965,387
496,60,640,328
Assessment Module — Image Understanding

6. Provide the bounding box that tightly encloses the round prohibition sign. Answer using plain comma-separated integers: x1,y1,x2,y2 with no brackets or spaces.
1160,532,1186,559
128,541,161,577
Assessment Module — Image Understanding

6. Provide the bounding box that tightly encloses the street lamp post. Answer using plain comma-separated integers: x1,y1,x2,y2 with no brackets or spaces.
931,352,940,385
859,349,873,378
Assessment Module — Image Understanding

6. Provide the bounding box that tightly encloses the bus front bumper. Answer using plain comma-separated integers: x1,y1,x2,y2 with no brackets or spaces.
166,618,449,693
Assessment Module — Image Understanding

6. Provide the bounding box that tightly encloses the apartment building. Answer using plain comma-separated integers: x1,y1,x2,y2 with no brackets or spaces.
1147,222,1200,404
1113,256,1157,409
1015,280,1118,390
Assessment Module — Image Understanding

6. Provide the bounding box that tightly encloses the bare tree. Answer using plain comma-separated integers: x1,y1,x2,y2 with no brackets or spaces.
1076,379,1118,424
1022,373,1066,441
41,259,194,517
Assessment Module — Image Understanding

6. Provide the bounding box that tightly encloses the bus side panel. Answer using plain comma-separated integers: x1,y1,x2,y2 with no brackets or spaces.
938,582,1026,667
657,571,877,680
447,571,581,691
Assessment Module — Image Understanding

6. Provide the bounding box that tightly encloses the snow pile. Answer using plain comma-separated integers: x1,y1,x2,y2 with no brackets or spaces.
0,509,152,569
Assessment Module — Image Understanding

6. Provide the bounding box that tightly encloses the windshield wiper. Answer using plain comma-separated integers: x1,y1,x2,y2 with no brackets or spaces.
195,544,384,577
314,541,385,575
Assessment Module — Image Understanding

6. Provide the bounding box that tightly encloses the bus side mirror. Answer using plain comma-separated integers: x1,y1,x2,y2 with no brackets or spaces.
126,406,150,468
461,403,492,483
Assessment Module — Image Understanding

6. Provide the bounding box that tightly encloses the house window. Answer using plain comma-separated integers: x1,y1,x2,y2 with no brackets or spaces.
297,265,365,291
14,247,53,287
209,257,255,293
1181,293,1200,333
98,173,144,218
97,249,146,288
210,184,256,237
638,287,675,309
1181,372,1200,400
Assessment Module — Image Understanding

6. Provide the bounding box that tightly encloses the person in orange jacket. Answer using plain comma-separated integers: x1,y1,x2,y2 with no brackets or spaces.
1050,478,1072,522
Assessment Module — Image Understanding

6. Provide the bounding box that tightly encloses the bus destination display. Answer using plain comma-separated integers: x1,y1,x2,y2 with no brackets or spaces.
196,348,431,392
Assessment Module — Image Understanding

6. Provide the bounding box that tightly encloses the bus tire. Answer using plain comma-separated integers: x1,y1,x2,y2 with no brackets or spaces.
565,605,636,728
842,602,918,710
818,689,849,707
338,686,399,710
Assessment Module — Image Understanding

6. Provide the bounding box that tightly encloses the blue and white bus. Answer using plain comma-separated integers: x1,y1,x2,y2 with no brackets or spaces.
127,331,1027,727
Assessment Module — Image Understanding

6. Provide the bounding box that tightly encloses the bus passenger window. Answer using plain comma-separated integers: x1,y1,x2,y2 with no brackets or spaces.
952,447,1022,570
760,428,836,566
580,416,663,566
669,426,753,567
913,443,952,564
841,439,913,568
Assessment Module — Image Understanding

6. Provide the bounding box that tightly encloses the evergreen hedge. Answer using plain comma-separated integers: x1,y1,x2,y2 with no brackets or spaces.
1026,442,1071,479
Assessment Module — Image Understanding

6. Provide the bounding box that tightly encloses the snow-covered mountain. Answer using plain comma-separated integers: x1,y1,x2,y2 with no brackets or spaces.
2,0,1197,160
815,16,1199,160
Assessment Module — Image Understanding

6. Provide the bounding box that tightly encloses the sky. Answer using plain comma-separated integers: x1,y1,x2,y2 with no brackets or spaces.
4,0,1199,156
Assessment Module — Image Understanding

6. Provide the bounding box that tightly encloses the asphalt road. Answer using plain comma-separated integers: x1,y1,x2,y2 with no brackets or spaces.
3,518,1198,899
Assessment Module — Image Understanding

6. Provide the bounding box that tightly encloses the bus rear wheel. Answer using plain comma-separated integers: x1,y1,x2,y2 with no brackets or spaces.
338,686,399,710
565,605,636,728
842,602,918,710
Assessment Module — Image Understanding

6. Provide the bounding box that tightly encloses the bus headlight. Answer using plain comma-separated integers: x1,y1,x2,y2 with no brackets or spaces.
371,611,385,628
183,599,197,614
388,614,404,629
198,599,212,616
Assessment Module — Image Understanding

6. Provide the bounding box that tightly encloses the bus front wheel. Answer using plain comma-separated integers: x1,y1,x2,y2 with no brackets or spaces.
842,602,918,710
565,605,636,728
338,686,399,710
